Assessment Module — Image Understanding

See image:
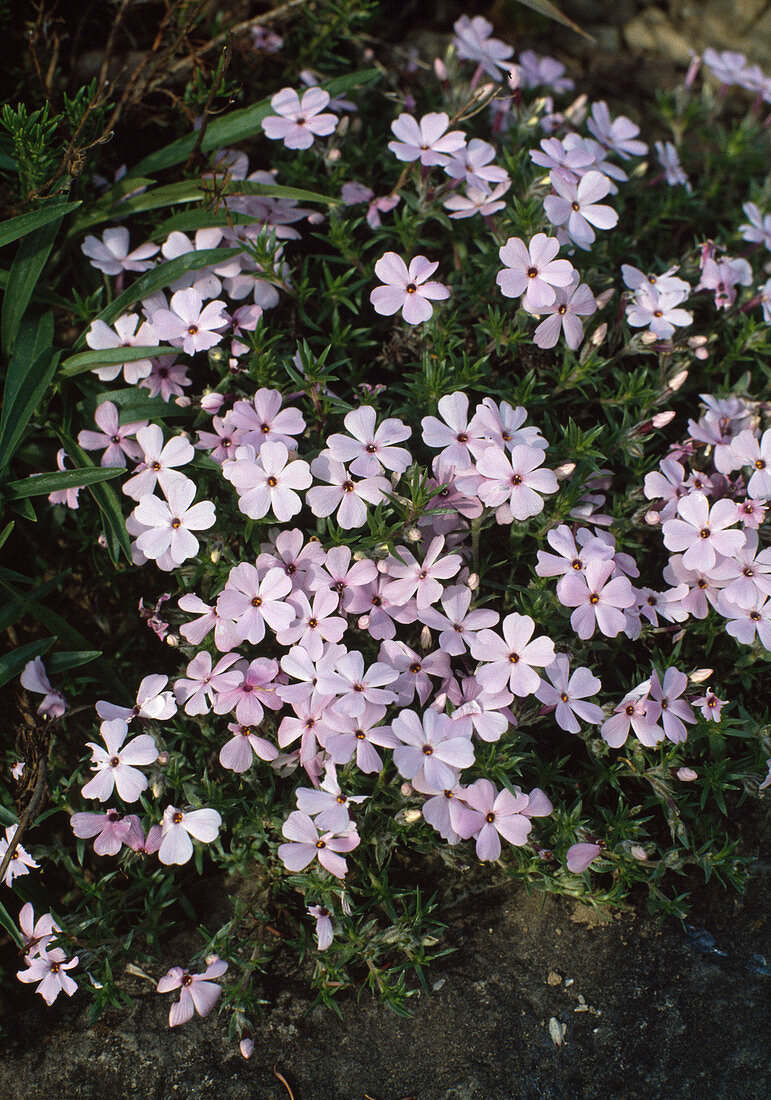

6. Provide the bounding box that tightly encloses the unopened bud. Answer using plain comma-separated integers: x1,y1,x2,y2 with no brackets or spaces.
689,667,713,683
240,1038,254,1060
589,321,608,348
644,509,661,526
419,625,432,651
676,767,698,781
688,335,707,348
507,65,521,90
174,396,192,408
406,526,422,542
357,614,370,630
434,57,448,82
666,368,688,393
652,410,676,428
326,147,341,162
595,289,614,310
466,572,480,591
403,808,422,824
630,845,648,861
640,330,658,345
694,346,708,360
554,462,576,480
164,634,179,647
210,548,221,564
400,782,413,798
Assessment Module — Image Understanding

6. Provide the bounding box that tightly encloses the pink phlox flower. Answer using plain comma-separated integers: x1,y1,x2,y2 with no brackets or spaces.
471,613,555,697
625,285,693,340
177,593,241,650
536,524,613,590
702,48,751,86
85,313,158,383
17,947,79,1006
497,233,575,313
421,391,491,470
654,141,691,191
452,15,513,78
383,535,462,610
535,655,603,733
453,779,552,862
661,554,731,619
341,181,400,229
296,763,367,833
261,86,337,150
20,657,67,718
157,957,228,1026
696,255,752,309
345,572,418,640
420,458,483,536
159,805,222,865
70,808,133,856
377,639,451,705
307,454,390,528
443,138,509,190
370,252,450,325
174,651,241,716
314,649,399,717
544,169,618,249
308,905,335,950
739,202,771,250
160,228,231,298
737,497,767,529
277,643,343,708
643,457,689,521
387,111,465,167
257,527,326,591
693,688,725,722
228,388,305,451
212,657,281,726
647,667,696,743
443,181,511,220
621,264,690,298
418,583,499,655
133,476,216,567
19,902,61,959
683,469,714,496
278,811,359,878
48,448,81,509
323,701,396,773
123,424,194,501
661,491,745,572
518,50,574,93
195,414,244,464
306,544,378,612
465,442,558,522
471,398,547,454
719,591,771,649
760,759,771,792
80,718,158,803
326,406,412,477
81,226,158,275
530,134,596,176
419,782,467,844
391,708,475,791
277,588,347,660
216,563,294,644
140,356,184,401
123,816,163,855
717,530,771,608
220,721,279,772
78,400,147,467
730,429,771,499
299,70,356,113
148,287,227,355
0,824,39,886
636,584,690,626
587,101,647,158
688,394,752,473
444,675,514,743
277,691,337,768
566,842,603,873
533,276,597,350
601,684,662,748
223,440,312,522
557,557,636,640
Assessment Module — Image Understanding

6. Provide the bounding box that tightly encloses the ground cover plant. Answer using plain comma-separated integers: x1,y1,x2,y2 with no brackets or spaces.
1,0,770,1054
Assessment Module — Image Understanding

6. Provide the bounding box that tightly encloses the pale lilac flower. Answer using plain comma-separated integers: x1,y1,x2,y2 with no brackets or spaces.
558,558,636,640
308,905,334,950
702,48,751,86
378,639,451,705
587,101,647,158
326,406,411,476
496,234,574,312
220,722,279,772
443,182,511,219
261,87,337,150
315,649,398,717
307,454,390,528
533,278,596,350
452,15,513,79
196,414,244,463
696,255,752,310
124,817,162,855
257,528,326,589
157,958,228,1027
341,181,400,229
70,808,134,856
278,812,359,877
158,805,222,865
468,443,558,521
370,253,450,325
535,524,614,583
387,112,465,167
417,584,499,656
601,688,661,749
177,594,241,651
20,657,67,718
213,657,281,726
17,948,78,1005
383,536,462,609
739,202,771,250
443,139,509,190
444,675,515,744
636,585,690,626
134,477,216,566
19,903,60,959
643,457,689,521
544,170,618,250
123,425,194,501
228,388,305,451
85,313,158,383
518,51,574,93
391,709,475,791
721,592,771,649
626,285,693,339
421,391,491,470
718,530,771,608
535,655,603,733
345,573,418,639
453,780,552,862
217,563,294,644
306,544,378,612
276,589,347,660
655,141,691,191
78,401,147,467
470,613,555,697
160,228,232,297
324,702,397,773
737,498,767,529
48,448,80,509
251,26,283,53
566,843,602,873
530,135,596,176
149,287,227,355
758,760,771,791
647,667,696,743
81,226,158,275
471,398,547,453
662,492,744,572
296,764,367,833
730,429,771,499
80,718,158,803
223,441,312,521
173,651,241,716
0,825,39,886
622,264,690,298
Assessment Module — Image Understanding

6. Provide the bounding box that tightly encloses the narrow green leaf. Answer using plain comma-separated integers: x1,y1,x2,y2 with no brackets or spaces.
0,573,68,634
0,897,23,949
0,311,54,438
60,344,175,378
1,212,64,355
0,636,55,687
4,466,123,499
96,388,195,421
0,578,93,651
47,649,101,672
513,0,594,39
0,150,18,172
0,201,81,249
0,520,13,550
0,346,61,471
61,437,132,564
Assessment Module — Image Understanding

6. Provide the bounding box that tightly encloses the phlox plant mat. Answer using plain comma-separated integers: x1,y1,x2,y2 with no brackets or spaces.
0,0,770,1051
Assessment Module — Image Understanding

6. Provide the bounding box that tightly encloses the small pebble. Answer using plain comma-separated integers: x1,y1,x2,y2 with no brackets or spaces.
547,971,562,986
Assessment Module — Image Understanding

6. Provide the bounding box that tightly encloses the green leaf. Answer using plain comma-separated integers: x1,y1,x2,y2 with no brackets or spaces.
0,340,61,471
47,649,101,672
0,636,55,687
513,0,594,39
1,209,65,355
0,577,93,650
4,466,124,499
61,437,132,564
96,388,195,421
0,520,13,550
0,150,18,172
0,311,53,436
0,897,23,949
60,344,175,378
0,201,81,249
0,573,68,634
127,69,381,179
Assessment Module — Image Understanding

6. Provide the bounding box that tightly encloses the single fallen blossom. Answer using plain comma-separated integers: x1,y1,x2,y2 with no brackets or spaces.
20,657,67,718
370,253,450,325
80,718,158,803
261,87,337,150
158,805,222,866
0,825,39,887
278,812,359,878
157,957,228,1027
17,948,79,1006
566,842,603,873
